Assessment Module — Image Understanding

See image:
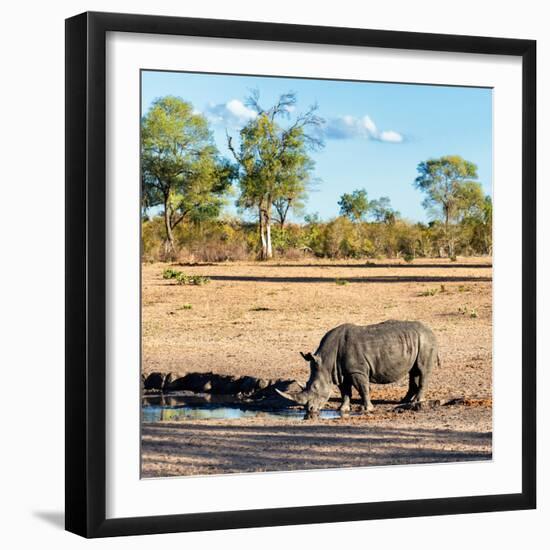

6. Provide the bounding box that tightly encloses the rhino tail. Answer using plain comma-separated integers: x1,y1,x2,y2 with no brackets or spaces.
437,354,441,369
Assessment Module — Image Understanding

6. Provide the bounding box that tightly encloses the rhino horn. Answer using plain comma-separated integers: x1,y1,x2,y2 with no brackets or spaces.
275,388,309,405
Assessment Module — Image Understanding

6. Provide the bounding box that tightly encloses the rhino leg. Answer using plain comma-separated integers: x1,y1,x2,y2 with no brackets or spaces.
401,367,420,403
352,373,374,413
412,372,427,402
338,381,353,414
410,347,437,402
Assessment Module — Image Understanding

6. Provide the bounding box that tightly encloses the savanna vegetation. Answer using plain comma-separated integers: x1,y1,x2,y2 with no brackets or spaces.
141,93,492,263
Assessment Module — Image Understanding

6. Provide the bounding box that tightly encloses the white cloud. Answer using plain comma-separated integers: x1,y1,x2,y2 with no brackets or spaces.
361,115,377,135
204,101,403,143
205,99,257,129
226,99,257,120
379,130,404,143
323,114,403,143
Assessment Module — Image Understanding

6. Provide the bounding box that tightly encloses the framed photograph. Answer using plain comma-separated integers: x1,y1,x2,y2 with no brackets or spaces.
65,11,536,538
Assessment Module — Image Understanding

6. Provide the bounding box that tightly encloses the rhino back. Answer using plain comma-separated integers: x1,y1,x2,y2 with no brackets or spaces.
340,320,436,384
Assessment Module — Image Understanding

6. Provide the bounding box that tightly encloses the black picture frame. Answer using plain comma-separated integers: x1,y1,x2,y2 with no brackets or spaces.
65,11,536,538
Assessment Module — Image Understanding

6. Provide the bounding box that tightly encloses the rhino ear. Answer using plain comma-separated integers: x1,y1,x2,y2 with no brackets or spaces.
300,351,314,362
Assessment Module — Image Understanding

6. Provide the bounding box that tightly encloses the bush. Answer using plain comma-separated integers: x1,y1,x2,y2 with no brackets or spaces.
177,240,250,263
175,273,210,286
419,288,438,297
162,268,180,279
277,247,313,261
142,214,492,263
162,268,210,285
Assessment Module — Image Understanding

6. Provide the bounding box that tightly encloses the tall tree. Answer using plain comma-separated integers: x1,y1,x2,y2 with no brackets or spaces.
228,90,323,259
338,189,369,221
414,155,483,257
369,196,400,224
141,96,232,254
271,165,312,230
461,194,493,254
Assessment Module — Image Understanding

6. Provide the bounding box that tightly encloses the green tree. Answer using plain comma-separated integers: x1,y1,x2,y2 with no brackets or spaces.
369,196,400,224
461,194,493,254
480,195,493,253
272,169,312,230
141,96,233,255
414,155,483,257
228,90,323,259
338,189,369,221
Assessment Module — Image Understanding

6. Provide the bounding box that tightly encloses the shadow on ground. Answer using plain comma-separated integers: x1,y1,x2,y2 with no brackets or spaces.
259,263,493,270
184,274,492,284
141,423,492,478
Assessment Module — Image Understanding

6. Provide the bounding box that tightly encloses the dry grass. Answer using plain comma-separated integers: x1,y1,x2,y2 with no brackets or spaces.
142,256,493,402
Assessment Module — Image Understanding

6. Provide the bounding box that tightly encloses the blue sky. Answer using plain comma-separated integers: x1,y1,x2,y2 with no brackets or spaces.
141,70,493,223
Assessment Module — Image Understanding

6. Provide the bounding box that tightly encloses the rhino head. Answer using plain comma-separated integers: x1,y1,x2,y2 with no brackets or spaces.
276,351,332,418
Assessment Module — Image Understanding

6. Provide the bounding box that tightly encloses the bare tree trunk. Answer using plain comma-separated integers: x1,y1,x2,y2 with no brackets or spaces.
258,206,267,260
448,234,455,258
163,199,175,257
279,201,291,230
257,204,273,260
263,202,273,260
444,207,451,257
265,214,273,259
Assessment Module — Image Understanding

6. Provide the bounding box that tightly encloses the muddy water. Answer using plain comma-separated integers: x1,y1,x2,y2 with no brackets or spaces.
142,393,343,422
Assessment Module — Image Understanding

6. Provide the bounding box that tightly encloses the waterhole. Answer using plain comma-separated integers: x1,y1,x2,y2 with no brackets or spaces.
142,393,344,421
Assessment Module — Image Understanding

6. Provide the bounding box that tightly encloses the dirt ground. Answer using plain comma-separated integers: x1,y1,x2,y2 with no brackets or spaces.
142,405,491,477
141,257,493,477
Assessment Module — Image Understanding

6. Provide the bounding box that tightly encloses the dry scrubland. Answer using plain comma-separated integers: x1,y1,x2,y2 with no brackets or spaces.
141,257,492,477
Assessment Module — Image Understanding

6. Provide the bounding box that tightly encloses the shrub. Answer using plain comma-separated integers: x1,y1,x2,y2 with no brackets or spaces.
175,273,210,286
163,268,210,285
277,246,313,260
419,288,438,297
142,213,493,263
162,268,180,279
177,240,250,263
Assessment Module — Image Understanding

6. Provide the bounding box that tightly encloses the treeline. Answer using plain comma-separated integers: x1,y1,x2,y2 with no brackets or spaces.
141,92,492,262
142,213,492,263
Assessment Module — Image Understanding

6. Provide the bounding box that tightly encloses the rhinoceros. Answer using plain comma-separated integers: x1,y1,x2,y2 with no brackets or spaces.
276,320,439,417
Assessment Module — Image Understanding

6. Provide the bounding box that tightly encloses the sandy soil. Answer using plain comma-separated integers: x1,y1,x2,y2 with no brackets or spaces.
141,257,492,477
141,403,492,478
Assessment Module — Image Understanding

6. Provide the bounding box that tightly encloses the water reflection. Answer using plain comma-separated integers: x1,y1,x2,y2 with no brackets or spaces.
142,394,342,422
